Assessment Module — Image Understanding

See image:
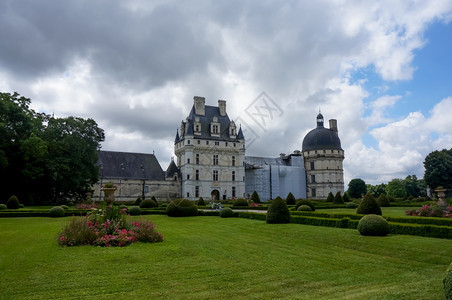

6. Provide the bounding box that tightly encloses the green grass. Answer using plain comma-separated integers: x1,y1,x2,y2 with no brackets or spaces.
322,206,414,217
1,216,451,299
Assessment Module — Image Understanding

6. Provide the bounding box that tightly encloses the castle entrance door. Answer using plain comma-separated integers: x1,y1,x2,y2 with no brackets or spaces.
211,189,220,201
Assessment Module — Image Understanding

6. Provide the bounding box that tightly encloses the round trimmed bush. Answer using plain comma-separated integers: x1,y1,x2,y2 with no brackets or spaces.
357,193,382,215
266,196,290,224
67,201,75,207
49,206,65,218
219,207,234,218
444,262,452,300
0,204,7,210
119,204,128,210
295,199,315,212
61,205,69,210
357,214,389,236
297,205,312,212
197,197,206,206
286,192,296,205
345,202,358,209
377,194,390,207
140,199,158,208
6,195,20,209
166,199,198,217
233,198,249,206
129,206,142,216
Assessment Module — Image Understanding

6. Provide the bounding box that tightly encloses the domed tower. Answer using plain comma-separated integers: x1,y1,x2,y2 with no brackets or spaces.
302,112,344,199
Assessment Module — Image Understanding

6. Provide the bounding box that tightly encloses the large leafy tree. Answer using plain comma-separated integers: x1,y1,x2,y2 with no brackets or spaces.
424,149,452,189
385,179,407,198
0,92,104,204
403,175,421,197
366,183,386,198
347,178,367,198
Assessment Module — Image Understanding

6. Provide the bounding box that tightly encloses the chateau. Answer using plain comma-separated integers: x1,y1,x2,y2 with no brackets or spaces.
93,97,344,201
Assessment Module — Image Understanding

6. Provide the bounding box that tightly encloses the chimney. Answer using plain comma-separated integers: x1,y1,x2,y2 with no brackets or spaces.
218,100,226,116
194,96,205,116
329,119,338,132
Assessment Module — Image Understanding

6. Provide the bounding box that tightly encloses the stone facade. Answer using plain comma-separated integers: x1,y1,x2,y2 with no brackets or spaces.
174,97,246,200
302,113,345,199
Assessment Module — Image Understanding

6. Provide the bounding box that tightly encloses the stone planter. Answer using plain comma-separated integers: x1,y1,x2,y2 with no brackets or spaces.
434,188,447,209
101,188,117,208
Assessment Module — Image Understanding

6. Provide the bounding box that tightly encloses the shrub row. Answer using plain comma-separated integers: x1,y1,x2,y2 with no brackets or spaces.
291,211,362,220
385,216,452,227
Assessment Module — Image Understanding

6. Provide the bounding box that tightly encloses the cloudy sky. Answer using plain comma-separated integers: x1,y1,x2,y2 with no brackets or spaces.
1,0,452,187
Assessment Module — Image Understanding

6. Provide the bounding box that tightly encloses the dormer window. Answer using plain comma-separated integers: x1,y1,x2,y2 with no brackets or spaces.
194,117,201,136
229,121,237,138
210,118,220,137
212,125,219,134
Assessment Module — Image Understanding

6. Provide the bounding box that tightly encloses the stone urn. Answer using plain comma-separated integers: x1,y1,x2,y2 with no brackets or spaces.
101,187,117,208
434,188,447,209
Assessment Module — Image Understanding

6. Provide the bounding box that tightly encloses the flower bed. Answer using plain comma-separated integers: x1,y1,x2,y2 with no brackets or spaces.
406,204,452,218
58,207,163,247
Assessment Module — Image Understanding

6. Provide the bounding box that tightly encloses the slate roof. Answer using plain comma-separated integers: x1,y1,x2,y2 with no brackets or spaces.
97,150,165,180
176,105,244,142
302,116,342,151
165,159,180,178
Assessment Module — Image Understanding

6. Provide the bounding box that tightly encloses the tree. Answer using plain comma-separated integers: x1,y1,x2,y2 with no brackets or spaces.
348,178,367,199
403,175,421,198
366,183,386,198
0,92,105,204
385,179,407,199
424,149,452,189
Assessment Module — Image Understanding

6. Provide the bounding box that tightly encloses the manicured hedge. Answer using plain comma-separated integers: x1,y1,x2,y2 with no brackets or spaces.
291,211,362,220
385,216,452,227
231,206,267,210
388,222,452,239
237,211,267,221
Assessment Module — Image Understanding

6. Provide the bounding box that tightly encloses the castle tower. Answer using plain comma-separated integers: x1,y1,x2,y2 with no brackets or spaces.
174,96,245,200
302,112,345,199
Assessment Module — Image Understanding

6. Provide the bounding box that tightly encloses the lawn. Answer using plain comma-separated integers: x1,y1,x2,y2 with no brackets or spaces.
0,215,451,299
322,206,413,217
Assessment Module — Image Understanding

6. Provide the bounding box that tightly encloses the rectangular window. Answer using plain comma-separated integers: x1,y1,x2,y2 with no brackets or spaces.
215,141,219,146
195,170,199,180
232,186,236,198
206,141,209,145
311,188,316,198
187,192,190,198
213,125,219,134
233,143,236,147
187,158,190,164
187,174,190,180
187,140,190,144
225,142,228,147
196,154,199,165
213,155,218,165
195,186,199,197
232,171,235,181
310,162,314,170
311,175,315,183
232,156,235,166
197,140,200,144
213,170,218,181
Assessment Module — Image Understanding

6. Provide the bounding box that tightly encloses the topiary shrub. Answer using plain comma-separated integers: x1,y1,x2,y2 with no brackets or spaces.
250,191,261,203
61,205,69,210
357,193,382,215
326,192,334,202
129,206,142,216
233,198,249,206
119,204,128,210
49,206,65,218
297,205,312,212
343,192,350,203
0,204,7,210
377,194,390,207
151,196,159,207
197,197,206,206
140,199,158,208
67,201,75,207
444,262,452,300
286,192,296,205
219,207,234,218
357,214,389,236
266,196,290,224
6,195,20,209
333,192,344,204
295,199,315,212
346,202,358,209
135,197,142,206
166,199,198,217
